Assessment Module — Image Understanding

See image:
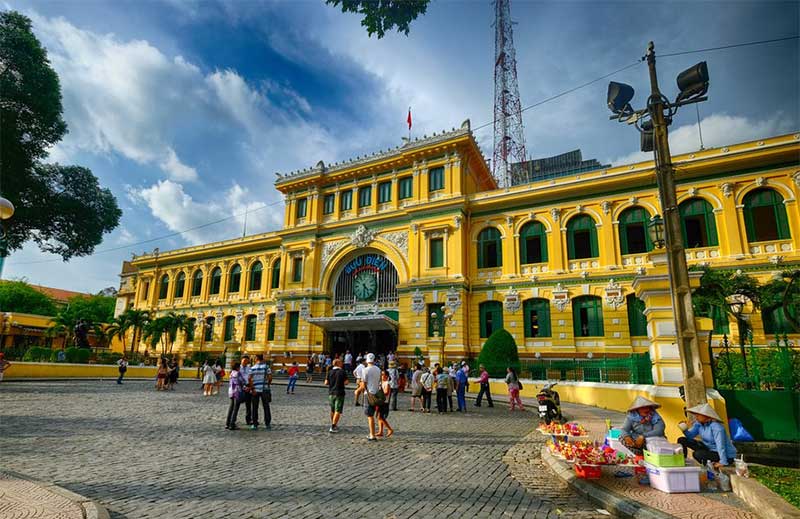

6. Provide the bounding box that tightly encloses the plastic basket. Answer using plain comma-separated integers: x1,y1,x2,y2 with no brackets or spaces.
645,463,701,493
643,450,685,468
574,464,602,479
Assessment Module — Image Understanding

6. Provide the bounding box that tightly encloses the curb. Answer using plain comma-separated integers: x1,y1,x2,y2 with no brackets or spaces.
1,469,110,519
540,447,673,519
731,472,800,519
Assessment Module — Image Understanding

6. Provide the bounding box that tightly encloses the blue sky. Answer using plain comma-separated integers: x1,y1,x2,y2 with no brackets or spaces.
4,0,799,293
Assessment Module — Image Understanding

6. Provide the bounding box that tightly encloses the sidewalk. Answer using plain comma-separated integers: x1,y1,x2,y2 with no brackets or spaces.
0,470,108,519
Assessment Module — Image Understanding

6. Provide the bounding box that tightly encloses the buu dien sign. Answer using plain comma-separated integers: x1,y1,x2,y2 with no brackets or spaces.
344,254,390,277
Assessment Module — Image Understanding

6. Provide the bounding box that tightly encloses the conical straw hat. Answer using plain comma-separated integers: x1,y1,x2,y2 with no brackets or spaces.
627,396,661,412
687,402,722,422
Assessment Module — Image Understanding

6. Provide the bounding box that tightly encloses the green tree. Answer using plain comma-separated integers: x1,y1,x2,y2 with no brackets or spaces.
105,314,131,354
123,309,150,355
477,328,520,378
325,0,430,38
0,280,57,315
759,270,800,333
142,317,167,355
0,11,121,260
691,267,761,329
59,294,116,325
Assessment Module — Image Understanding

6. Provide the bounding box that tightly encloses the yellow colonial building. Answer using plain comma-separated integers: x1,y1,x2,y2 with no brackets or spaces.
123,123,800,388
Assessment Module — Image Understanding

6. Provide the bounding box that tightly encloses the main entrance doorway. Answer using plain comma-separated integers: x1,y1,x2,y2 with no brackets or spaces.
328,329,397,357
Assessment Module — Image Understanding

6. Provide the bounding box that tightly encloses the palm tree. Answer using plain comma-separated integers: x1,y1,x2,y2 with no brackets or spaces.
142,317,167,356
47,312,76,347
123,309,150,355
91,322,111,349
165,312,193,355
106,314,131,353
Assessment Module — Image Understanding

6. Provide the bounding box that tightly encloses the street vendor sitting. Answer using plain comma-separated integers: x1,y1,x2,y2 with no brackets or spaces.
677,403,737,469
619,396,666,453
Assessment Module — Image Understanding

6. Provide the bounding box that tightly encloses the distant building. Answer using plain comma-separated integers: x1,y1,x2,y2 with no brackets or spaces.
511,149,609,185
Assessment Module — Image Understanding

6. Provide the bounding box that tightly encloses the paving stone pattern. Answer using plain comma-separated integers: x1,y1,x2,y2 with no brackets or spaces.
0,380,603,519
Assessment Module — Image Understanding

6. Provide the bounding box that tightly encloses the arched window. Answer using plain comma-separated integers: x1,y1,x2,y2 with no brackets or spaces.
743,188,791,243
573,296,604,337
209,267,222,295
679,198,718,248
762,305,796,335
249,261,263,291
191,270,203,297
567,215,598,259
229,264,242,293
186,318,195,342
271,259,281,289
519,221,548,264
174,272,186,299
224,316,235,341
626,295,648,337
619,207,652,255
204,317,214,342
479,301,503,338
158,274,169,299
523,298,551,337
245,315,257,341
477,227,502,268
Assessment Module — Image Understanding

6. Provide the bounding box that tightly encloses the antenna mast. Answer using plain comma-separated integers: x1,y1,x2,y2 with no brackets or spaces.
492,0,528,188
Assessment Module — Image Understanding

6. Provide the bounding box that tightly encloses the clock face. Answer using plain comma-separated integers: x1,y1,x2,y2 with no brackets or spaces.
353,271,377,300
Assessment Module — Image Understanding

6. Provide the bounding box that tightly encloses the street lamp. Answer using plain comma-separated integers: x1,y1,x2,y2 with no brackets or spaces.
727,294,752,387
430,305,454,364
0,196,15,279
648,214,665,249
607,41,710,408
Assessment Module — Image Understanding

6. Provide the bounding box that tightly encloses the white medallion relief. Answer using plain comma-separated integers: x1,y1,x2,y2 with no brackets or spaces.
381,230,409,257
604,279,625,309
411,289,425,315
504,287,521,313
350,225,376,248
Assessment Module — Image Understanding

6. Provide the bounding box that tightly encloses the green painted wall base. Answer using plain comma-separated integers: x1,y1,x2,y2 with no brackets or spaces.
720,389,800,442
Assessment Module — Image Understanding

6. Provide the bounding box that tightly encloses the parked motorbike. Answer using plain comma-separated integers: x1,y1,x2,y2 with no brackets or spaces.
537,382,563,424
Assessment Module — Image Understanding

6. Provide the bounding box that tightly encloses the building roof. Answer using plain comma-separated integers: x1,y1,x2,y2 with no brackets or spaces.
28,284,91,304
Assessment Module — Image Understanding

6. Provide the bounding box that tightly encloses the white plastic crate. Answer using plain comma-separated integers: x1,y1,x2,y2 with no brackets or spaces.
645,462,701,493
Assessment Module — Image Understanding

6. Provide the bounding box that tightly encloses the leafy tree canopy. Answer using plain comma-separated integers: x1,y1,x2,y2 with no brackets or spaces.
325,0,430,38
691,267,761,318
0,11,121,259
58,294,116,325
0,279,57,315
477,328,520,377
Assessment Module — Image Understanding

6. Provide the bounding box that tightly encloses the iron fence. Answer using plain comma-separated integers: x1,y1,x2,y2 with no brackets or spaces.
709,333,799,391
470,353,654,384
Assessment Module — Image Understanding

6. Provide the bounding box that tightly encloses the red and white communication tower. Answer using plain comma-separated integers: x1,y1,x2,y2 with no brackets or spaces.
492,0,528,187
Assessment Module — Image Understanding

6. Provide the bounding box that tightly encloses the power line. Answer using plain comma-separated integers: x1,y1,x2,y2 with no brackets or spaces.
659,35,800,58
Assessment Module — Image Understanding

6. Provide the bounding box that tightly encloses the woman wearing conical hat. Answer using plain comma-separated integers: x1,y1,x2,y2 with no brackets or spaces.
619,396,666,454
677,403,737,469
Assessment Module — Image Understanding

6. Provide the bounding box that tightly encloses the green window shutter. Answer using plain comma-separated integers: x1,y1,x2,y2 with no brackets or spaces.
224,317,234,341
292,257,302,282
429,166,444,191
358,186,371,207
493,302,504,332
430,238,443,267
706,203,719,246
245,316,256,341
192,271,202,296
159,276,169,299
340,190,352,210
399,177,413,199
378,181,392,203
288,312,299,339
186,321,195,342
249,262,262,291
210,269,221,294
174,274,185,298
589,223,599,257
271,260,281,289
524,299,550,338
295,198,307,218
775,198,791,240
744,198,757,242
267,314,275,341
537,300,551,337
229,265,241,293
323,194,335,214
627,295,648,337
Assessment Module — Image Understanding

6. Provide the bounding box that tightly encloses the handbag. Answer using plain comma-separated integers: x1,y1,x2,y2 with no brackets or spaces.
367,388,386,407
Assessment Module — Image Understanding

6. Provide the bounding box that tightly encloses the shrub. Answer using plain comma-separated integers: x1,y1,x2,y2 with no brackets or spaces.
64,347,91,363
22,346,52,362
95,351,123,365
477,328,520,378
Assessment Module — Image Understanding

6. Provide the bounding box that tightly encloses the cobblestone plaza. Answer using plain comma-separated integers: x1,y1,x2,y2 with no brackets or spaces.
0,380,604,518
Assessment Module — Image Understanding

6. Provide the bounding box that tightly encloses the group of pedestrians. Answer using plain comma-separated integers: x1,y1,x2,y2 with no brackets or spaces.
201,359,225,396
408,361,471,413
225,354,273,430
155,357,180,390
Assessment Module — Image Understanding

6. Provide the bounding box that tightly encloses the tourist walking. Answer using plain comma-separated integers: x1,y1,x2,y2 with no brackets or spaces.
475,364,494,407
362,353,383,441
225,361,246,430
250,354,272,430
156,358,168,390
397,363,407,394
167,360,179,390
306,356,315,383
353,357,366,407
505,367,524,411
240,356,253,426
420,367,434,413
202,360,217,396
116,356,128,384
344,350,353,375
325,355,332,374
447,364,457,411
377,370,394,438
213,359,224,395
387,361,399,411
435,367,449,413
286,361,299,394
324,358,348,433
0,352,11,383
409,364,423,411
455,364,468,412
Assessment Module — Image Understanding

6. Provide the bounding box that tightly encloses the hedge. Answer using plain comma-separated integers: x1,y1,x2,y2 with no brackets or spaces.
476,328,520,378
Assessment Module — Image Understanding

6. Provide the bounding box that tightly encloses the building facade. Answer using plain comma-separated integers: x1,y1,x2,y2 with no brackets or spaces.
124,123,800,384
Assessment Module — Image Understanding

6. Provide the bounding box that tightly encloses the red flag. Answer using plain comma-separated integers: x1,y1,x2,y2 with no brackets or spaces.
407,107,412,130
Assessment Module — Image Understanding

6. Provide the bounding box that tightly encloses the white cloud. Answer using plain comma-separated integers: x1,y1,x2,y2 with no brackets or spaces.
610,113,795,166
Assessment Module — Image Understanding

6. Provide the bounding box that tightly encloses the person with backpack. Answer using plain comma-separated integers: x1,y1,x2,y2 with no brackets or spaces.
250,354,272,430
116,356,128,385
361,353,383,441
225,361,246,430
420,367,434,413
377,370,394,438
324,358,348,433
435,367,449,414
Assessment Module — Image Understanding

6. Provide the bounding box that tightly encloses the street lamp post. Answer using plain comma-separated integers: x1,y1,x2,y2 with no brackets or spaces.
608,42,710,408
0,197,15,279
727,295,752,388
430,305,455,365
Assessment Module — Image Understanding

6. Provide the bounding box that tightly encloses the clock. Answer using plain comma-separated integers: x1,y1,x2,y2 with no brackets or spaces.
353,271,377,300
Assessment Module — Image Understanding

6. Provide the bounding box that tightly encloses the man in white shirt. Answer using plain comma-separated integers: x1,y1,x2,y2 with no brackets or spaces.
361,353,382,441
353,358,366,407
344,351,353,374
239,356,253,426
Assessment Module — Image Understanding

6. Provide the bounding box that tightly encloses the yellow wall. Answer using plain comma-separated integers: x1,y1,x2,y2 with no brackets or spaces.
4,362,158,379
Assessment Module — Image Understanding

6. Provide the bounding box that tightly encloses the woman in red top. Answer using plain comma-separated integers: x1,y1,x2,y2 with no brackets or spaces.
287,362,299,394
